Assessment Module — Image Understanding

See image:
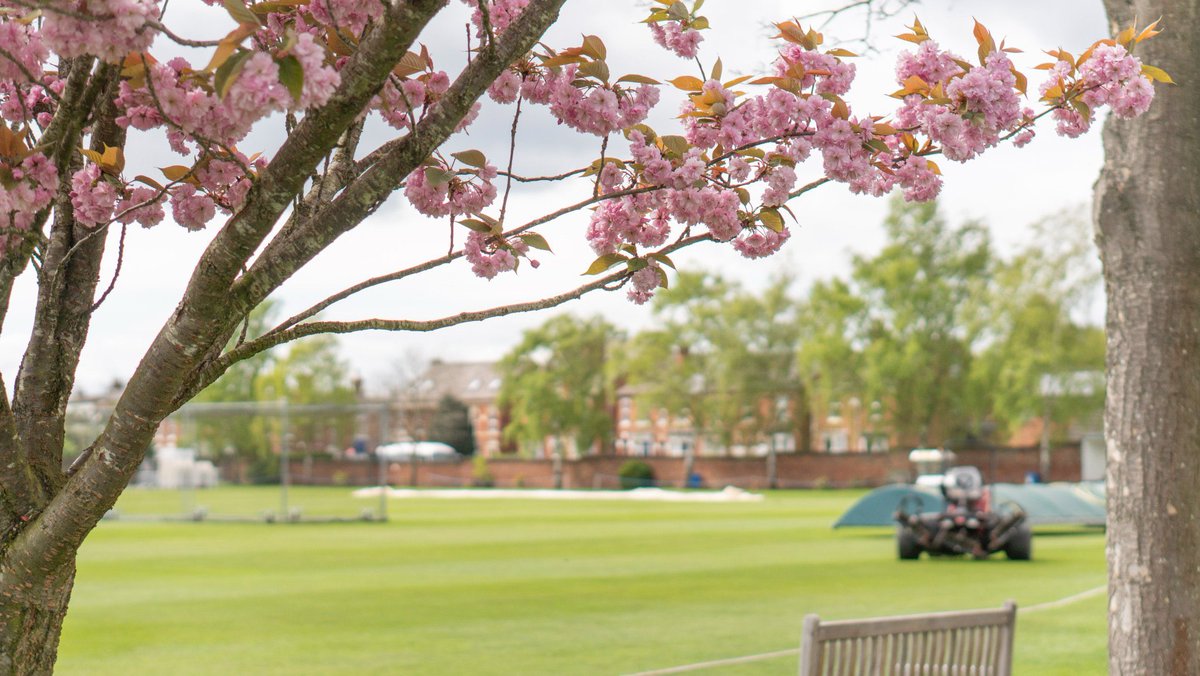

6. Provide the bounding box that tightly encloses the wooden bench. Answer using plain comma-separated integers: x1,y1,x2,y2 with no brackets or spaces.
799,601,1016,676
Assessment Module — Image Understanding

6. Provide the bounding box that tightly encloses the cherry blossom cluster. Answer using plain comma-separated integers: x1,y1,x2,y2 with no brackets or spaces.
306,0,385,34
650,22,703,59
0,77,60,127
1042,43,1156,138
198,0,382,35
0,151,56,253
37,0,158,62
485,49,659,138
626,261,664,304
544,67,659,137
643,0,708,59
484,19,1164,305
464,231,528,279
0,20,46,85
462,0,532,39
116,33,340,153
375,70,465,131
405,161,499,220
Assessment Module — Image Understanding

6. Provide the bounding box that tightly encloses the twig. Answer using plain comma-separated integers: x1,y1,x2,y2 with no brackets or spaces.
89,223,126,313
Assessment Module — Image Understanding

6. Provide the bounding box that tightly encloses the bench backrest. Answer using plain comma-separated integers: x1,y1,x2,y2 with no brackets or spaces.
799,601,1016,676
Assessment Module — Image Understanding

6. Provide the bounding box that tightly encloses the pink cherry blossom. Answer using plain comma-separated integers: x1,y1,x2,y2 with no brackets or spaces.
69,165,119,228
649,22,703,59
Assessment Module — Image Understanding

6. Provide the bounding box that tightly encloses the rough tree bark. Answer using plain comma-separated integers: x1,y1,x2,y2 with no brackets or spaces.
1097,1,1200,672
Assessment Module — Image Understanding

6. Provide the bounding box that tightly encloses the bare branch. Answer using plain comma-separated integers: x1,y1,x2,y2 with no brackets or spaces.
186,269,630,407
89,223,127,313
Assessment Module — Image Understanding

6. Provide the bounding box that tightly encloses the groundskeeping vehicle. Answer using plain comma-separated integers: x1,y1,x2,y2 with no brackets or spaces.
894,465,1033,561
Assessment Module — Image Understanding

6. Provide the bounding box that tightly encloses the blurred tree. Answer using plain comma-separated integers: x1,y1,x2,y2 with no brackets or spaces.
830,198,993,446
969,208,1105,437
498,315,622,457
622,272,730,463
257,335,358,467
625,272,808,464
191,302,279,467
428,395,476,456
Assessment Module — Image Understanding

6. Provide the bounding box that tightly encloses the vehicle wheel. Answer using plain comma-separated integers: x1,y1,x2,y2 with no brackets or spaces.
897,526,922,560
1004,523,1033,561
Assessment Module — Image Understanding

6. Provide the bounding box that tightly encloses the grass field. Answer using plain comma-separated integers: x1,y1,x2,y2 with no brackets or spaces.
56,487,1107,674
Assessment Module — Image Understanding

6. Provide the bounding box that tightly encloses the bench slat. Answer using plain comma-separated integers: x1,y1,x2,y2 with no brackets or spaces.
814,607,1013,641
799,602,1016,676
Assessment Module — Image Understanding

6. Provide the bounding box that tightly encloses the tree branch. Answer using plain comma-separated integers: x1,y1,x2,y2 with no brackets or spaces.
12,66,123,497
0,373,38,536
189,269,631,405
180,231,714,408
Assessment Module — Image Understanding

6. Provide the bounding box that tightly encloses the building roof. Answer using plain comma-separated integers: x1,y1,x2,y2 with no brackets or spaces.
410,360,501,405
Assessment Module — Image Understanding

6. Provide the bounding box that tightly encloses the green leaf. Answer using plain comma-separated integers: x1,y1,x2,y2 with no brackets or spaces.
759,208,784,232
667,0,690,21
581,35,607,60
654,266,670,289
577,60,610,83
222,0,261,26
624,124,657,142
864,139,890,154
660,135,690,157
690,16,709,30
710,58,722,82
1141,64,1175,84
650,252,677,269
423,166,455,187
584,253,628,275
519,233,553,252
214,49,253,99
617,73,661,85
160,165,193,182
394,51,427,78
132,174,166,190
669,75,704,91
459,219,494,234
451,149,488,168
276,54,304,103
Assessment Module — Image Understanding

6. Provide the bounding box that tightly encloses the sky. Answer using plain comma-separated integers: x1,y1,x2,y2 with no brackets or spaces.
0,0,1115,396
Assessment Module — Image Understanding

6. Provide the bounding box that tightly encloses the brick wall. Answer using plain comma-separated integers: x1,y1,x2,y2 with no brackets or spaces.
228,444,1083,489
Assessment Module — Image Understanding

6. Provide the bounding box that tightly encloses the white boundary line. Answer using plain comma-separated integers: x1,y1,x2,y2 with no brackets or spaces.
1021,583,1106,613
625,648,800,675
623,584,1108,675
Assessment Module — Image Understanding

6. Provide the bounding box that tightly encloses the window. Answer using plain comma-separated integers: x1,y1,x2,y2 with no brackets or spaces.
822,430,849,453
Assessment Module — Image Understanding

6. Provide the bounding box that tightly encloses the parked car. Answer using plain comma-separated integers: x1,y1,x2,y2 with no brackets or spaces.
375,441,461,462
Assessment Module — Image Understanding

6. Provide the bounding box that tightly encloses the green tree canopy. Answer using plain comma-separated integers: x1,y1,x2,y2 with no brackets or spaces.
498,315,623,455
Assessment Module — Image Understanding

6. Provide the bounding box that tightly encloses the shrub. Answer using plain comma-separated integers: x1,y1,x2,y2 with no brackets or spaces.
617,460,655,490
472,455,494,488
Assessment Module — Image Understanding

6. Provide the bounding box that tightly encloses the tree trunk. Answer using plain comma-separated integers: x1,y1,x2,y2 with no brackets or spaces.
0,562,76,674
1097,1,1200,672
